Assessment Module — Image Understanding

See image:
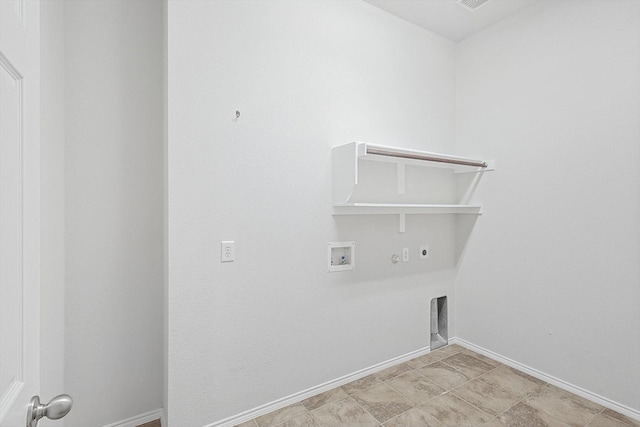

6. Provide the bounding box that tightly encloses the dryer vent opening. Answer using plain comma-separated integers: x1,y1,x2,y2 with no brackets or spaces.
430,296,448,350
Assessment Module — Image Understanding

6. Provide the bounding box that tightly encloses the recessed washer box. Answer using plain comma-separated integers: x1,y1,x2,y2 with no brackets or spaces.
327,242,355,272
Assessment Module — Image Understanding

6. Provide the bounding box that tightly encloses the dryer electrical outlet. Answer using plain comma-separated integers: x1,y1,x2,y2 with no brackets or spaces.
420,245,429,259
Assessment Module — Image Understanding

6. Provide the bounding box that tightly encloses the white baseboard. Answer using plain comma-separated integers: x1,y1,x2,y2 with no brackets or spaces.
205,346,432,427
452,338,640,422
204,337,640,427
102,408,164,427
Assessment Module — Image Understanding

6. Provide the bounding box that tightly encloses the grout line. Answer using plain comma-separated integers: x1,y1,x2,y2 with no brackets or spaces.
306,392,378,426
356,402,383,425
482,370,551,424
269,407,313,427
583,408,606,427
420,347,605,427
447,391,497,421
455,339,640,422
350,393,386,425
377,404,422,427
439,356,543,425
489,393,531,424
384,350,504,425
253,344,619,427
341,376,383,396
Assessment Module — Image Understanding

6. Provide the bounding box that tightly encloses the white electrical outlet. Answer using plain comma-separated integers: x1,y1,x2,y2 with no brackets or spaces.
402,247,409,263
420,245,429,259
221,241,235,262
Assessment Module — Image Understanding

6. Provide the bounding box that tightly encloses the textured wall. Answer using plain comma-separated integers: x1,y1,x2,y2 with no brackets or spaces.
167,1,459,424
64,1,164,425
455,0,640,412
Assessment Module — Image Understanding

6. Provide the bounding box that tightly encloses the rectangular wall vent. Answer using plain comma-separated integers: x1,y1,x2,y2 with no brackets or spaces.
457,0,493,12
430,296,448,350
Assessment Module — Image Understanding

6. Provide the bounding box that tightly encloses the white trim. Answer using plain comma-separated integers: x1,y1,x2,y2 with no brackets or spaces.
453,338,640,422
0,380,24,423
205,346,432,427
203,338,640,426
101,408,164,427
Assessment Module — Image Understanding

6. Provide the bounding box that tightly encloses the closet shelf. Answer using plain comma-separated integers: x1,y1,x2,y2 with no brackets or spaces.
331,142,493,232
333,203,482,215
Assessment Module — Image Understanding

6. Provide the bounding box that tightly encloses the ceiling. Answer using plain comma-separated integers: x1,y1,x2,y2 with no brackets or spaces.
363,0,539,42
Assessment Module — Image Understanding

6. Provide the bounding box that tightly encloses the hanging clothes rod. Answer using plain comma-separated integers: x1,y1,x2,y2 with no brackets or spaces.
366,146,488,168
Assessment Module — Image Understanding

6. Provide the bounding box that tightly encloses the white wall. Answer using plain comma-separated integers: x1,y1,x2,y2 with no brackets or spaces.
40,0,66,407
455,0,640,413
163,0,169,420
64,1,164,425
167,1,458,424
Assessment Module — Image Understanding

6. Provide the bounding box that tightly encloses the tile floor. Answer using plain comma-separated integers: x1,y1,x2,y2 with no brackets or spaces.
235,344,640,427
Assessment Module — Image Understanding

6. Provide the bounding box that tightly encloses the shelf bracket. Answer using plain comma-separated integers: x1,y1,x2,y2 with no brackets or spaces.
398,213,406,233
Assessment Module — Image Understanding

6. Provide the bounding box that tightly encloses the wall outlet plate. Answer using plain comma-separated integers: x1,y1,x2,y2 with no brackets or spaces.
420,245,429,259
221,241,235,262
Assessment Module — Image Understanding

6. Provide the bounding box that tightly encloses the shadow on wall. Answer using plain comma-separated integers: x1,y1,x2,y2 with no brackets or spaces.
455,215,480,269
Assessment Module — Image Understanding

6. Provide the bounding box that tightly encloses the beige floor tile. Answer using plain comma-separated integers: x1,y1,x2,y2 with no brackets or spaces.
442,353,497,379
404,358,424,370
417,361,472,390
376,363,413,382
255,404,308,427
589,410,640,427
405,352,443,370
353,382,415,423
430,345,464,358
418,393,493,426
451,378,522,416
525,385,603,426
310,396,379,426
272,413,318,427
383,407,443,427
544,385,603,413
249,351,619,427
341,374,383,395
498,402,568,427
386,370,446,404
589,414,630,427
457,347,503,367
482,417,508,426
477,365,545,398
301,387,349,411
404,345,468,370
601,409,640,427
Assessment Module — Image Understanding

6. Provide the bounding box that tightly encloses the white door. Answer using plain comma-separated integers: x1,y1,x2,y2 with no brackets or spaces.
0,1,61,426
